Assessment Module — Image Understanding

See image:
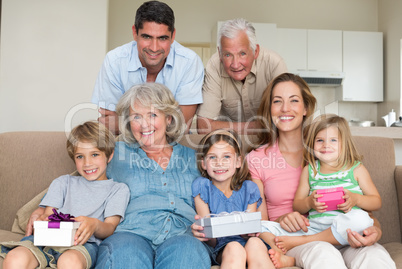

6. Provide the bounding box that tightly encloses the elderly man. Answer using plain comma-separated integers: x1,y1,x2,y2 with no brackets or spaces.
197,18,287,134
92,1,204,134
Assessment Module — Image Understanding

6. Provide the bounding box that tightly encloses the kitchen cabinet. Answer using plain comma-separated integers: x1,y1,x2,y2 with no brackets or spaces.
337,31,383,102
276,28,307,71
276,28,342,72
253,23,277,51
307,29,343,72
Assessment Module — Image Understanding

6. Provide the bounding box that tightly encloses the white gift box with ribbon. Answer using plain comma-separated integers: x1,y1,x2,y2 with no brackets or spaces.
195,211,262,238
34,221,81,247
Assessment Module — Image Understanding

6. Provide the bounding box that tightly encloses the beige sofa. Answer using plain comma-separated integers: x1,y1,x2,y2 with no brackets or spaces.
1,132,402,268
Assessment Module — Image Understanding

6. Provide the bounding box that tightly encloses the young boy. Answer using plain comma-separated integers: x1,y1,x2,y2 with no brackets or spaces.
0,121,130,269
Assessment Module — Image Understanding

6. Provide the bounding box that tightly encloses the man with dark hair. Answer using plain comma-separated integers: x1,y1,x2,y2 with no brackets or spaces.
92,1,204,134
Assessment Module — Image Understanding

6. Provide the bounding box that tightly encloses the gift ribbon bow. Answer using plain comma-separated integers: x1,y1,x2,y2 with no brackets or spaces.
48,208,75,228
205,210,250,222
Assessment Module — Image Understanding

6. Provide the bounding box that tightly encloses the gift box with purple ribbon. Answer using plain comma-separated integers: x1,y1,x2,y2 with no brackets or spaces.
34,209,81,247
195,211,261,238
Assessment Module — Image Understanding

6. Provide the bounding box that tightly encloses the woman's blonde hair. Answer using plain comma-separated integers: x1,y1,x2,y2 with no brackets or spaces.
197,129,251,191
252,73,317,150
303,114,362,174
66,121,115,161
116,83,185,144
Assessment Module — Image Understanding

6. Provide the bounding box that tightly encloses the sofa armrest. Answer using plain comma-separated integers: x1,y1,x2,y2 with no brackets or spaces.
395,165,402,239
11,188,48,235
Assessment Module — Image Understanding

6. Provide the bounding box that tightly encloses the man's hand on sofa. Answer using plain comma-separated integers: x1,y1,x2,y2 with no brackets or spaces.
346,226,381,248
25,207,45,236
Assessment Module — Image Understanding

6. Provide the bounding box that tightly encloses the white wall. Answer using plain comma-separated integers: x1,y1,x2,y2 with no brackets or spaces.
0,0,108,133
108,0,378,49
378,1,402,123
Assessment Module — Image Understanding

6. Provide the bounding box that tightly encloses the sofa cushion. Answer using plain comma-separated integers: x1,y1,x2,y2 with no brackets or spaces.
0,132,76,231
383,242,402,266
352,136,401,244
395,165,402,239
11,189,48,235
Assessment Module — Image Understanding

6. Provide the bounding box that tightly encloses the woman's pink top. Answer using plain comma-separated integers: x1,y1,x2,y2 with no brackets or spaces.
246,141,302,221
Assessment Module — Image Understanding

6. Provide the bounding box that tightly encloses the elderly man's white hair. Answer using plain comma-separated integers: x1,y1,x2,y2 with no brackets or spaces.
217,18,258,54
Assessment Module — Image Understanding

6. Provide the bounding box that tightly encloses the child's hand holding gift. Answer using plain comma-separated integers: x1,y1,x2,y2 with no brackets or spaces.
73,216,99,245
37,213,51,222
191,215,217,248
338,190,359,213
309,190,327,213
73,214,121,246
191,215,208,241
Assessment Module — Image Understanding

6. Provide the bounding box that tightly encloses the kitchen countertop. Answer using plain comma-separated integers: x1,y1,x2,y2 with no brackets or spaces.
350,126,402,140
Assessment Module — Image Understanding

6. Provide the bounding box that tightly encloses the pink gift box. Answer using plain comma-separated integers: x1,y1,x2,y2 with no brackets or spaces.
317,187,345,211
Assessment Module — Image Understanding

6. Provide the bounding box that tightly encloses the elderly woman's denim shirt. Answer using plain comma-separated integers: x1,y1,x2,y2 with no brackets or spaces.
107,141,200,247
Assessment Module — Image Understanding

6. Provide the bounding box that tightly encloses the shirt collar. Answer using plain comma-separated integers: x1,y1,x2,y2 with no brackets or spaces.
165,41,176,68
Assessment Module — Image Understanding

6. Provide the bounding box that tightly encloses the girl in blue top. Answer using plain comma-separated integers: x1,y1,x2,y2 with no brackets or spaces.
192,129,276,268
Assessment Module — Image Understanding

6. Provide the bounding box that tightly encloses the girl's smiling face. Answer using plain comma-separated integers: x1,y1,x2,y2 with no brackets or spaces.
313,125,341,167
201,141,241,184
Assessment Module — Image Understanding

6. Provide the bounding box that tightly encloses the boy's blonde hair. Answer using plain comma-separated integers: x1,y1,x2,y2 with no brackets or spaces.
303,114,362,174
66,121,115,161
197,129,251,191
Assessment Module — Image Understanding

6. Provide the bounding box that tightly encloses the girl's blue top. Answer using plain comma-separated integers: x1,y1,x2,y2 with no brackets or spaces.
192,176,262,251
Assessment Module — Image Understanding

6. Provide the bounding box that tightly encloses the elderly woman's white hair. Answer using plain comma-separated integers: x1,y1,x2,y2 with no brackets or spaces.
116,83,185,144
217,18,258,54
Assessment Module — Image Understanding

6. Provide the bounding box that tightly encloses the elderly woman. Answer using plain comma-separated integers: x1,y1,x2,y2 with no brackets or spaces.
94,83,211,268
246,73,395,268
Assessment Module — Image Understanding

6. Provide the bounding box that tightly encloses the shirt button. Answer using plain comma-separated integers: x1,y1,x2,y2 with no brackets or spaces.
171,202,174,205
164,183,167,186
167,219,171,221
165,230,168,233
